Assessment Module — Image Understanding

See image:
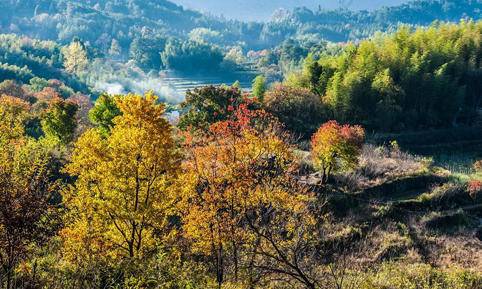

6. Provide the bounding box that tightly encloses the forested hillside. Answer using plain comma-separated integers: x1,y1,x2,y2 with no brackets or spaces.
279,0,482,42
1,0,481,75
0,34,90,93
0,19,481,288
281,21,482,133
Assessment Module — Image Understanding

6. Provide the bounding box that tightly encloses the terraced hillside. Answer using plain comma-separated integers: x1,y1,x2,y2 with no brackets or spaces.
302,144,482,271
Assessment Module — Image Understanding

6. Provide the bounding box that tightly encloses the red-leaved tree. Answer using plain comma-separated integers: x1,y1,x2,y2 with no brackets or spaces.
311,121,365,183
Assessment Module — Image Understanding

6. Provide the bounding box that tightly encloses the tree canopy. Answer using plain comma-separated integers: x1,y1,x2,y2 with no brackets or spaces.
288,21,482,131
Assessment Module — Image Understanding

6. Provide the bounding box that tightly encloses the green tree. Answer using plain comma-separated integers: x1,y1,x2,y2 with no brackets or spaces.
161,40,224,72
232,80,241,89
290,22,482,131
372,69,404,130
41,99,78,145
188,28,222,44
252,75,267,102
129,35,166,71
108,38,122,57
88,93,121,136
29,77,50,93
179,85,257,131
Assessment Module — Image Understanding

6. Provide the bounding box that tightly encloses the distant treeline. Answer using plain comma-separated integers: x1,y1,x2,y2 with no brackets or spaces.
0,0,481,74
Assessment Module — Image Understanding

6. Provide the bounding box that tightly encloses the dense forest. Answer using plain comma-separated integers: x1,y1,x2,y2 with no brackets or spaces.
0,0,481,288
282,21,482,133
0,34,89,93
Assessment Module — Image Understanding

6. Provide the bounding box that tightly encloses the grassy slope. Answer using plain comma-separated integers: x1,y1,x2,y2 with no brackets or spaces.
301,143,482,273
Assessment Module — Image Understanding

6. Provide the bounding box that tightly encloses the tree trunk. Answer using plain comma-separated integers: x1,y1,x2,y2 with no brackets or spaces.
6,268,11,289
232,240,238,282
217,243,224,289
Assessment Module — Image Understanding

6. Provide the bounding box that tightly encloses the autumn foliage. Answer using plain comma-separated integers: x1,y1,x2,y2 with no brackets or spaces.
1,81,480,289
178,104,312,287
0,95,60,289
468,180,482,199
63,92,178,269
0,95,30,141
311,120,365,183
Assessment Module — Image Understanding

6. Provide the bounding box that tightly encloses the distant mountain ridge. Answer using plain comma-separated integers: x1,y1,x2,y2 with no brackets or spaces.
173,0,409,21
280,0,482,42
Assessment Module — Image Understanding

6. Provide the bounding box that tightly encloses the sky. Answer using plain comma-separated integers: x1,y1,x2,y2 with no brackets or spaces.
173,0,410,21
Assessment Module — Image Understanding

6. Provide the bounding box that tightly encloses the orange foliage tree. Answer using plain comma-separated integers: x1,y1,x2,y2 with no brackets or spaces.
311,121,365,183
177,104,313,288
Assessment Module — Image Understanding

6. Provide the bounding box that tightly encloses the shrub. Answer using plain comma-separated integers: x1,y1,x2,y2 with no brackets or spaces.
423,210,475,233
0,80,27,100
335,144,431,191
467,180,482,199
418,183,471,208
264,84,325,138
473,160,482,172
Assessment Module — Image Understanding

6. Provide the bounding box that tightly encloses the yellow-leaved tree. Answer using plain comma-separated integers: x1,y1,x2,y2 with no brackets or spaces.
0,95,30,142
62,92,178,279
62,40,89,75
